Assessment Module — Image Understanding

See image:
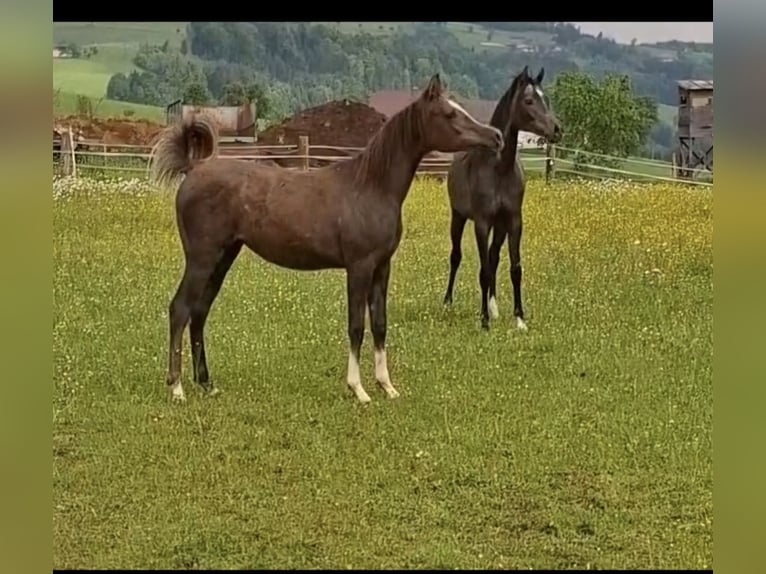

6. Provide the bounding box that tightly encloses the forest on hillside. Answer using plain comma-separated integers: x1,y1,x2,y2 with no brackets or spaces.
105,22,713,115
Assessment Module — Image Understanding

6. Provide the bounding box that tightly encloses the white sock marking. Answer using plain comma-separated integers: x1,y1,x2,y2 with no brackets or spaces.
374,348,400,399
347,351,370,403
516,317,528,331
488,296,499,319
170,381,186,402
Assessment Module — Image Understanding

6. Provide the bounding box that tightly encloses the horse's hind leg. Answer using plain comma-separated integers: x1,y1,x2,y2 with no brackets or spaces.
346,262,375,403
368,258,398,399
190,241,243,393
488,218,509,321
444,209,467,305
167,252,220,402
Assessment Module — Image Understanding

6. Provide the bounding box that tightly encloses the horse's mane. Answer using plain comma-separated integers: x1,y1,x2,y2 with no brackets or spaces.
488,71,528,132
352,101,425,185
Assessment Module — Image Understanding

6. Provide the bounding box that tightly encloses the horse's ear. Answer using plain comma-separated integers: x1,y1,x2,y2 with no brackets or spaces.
521,65,530,79
536,67,545,84
423,73,443,100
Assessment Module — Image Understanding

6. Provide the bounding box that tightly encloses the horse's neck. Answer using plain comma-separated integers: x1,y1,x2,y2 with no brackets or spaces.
497,125,520,173
489,90,520,172
355,122,424,204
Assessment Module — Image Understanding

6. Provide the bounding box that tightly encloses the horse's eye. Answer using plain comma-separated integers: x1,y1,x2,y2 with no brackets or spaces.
524,98,534,106
446,110,457,119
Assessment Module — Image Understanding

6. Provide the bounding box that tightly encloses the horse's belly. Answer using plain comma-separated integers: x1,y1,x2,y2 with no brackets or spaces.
243,233,343,271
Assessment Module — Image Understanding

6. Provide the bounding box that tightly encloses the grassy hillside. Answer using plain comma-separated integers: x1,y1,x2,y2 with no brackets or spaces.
53,27,171,121
316,22,553,53
54,22,187,47
658,103,677,125
53,45,138,98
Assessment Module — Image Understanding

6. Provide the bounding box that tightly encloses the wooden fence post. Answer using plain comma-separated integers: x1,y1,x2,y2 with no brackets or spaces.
298,135,309,171
59,127,77,177
545,143,555,183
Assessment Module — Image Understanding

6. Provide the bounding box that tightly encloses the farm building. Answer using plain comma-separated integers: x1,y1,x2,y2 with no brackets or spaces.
676,79,713,178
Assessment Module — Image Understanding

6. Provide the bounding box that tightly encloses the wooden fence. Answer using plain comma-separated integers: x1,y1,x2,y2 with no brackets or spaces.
52,131,713,187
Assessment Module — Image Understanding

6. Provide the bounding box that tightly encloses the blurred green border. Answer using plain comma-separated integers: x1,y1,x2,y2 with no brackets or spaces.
12,9,766,572
0,6,53,574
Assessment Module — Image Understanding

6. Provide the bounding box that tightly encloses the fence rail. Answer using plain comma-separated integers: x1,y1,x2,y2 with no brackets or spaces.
52,133,713,187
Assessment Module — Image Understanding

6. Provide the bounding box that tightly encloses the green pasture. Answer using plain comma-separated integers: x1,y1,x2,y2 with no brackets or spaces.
53,175,712,569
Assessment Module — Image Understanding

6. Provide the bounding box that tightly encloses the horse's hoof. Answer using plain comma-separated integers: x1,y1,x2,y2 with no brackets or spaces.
516,317,528,331
481,319,490,331
349,384,372,404
207,387,222,397
443,295,453,305
378,382,400,399
169,385,186,403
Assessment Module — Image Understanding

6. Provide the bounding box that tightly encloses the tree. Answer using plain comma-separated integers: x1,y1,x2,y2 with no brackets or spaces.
244,83,267,115
549,72,659,166
106,73,131,101
66,42,81,58
219,81,248,105
183,81,211,105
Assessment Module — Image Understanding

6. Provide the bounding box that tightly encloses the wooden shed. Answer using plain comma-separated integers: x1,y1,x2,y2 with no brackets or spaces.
676,79,713,178
165,100,258,143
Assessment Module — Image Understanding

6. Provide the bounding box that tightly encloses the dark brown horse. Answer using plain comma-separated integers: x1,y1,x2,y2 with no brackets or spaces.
150,74,503,404
443,66,562,330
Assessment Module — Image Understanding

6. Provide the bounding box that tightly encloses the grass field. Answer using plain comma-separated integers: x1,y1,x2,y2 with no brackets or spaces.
53,175,712,569
53,42,165,122
53,91,165,123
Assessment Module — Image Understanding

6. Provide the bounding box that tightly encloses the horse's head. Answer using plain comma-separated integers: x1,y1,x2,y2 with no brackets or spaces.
510,66,562,143
415,74,504,154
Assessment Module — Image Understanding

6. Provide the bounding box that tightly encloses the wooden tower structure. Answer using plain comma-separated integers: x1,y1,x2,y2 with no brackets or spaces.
676,80,713,179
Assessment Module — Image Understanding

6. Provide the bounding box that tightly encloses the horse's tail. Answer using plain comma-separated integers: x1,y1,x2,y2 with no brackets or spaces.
149,114,218,188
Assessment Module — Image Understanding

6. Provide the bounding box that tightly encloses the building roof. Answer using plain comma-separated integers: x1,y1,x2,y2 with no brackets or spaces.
677,80,714,91
368,90,498,124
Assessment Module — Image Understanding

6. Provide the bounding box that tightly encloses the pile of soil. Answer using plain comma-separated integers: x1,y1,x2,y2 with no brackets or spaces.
258,99,387,148
53,116,165,146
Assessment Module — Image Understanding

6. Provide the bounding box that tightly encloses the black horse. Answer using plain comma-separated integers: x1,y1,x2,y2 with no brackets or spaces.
443,66,562,330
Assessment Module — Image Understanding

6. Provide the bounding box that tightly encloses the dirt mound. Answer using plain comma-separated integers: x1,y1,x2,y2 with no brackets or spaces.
54,116,165,146
258,99,387,148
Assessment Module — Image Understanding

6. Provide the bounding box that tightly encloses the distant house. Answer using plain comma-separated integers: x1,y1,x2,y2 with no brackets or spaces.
53,45,73,59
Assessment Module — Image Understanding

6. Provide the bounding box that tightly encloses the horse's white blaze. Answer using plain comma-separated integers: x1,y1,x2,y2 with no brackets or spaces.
170,381,186,402
447,99,484,126
488,296,499,319
516,317,529,331
347,351,370,403
534,86,545,99
448,99,503,143
374,348,400,399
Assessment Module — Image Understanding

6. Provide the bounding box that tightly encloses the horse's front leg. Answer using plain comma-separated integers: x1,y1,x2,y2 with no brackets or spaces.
488,218,509,321
474,219,492,330
368,258,399,399
345,262,375,403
